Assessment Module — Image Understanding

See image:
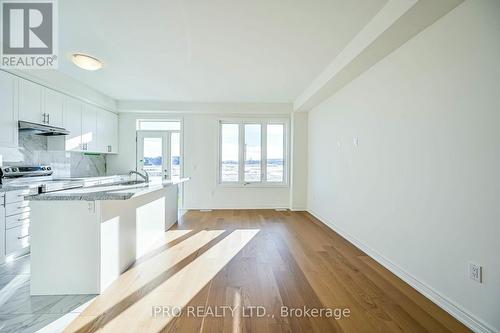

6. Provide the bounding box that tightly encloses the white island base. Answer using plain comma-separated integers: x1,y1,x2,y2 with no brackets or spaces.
29,184,178,295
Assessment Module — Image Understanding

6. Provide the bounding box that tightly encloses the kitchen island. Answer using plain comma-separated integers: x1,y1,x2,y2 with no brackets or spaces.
27,178,189,295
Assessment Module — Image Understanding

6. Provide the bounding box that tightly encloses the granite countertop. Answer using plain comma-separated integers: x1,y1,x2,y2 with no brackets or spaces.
0,175,127,193
26,178,190,201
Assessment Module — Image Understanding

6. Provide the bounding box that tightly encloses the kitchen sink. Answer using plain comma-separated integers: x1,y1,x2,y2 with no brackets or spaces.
118,180,147,186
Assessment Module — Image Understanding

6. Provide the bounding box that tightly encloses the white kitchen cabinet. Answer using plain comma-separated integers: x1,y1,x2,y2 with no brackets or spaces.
18,78,44,124
19,79,65,128
97,110,119,153
64,96,84,151
6,222,30,254
0,193,5,263
64,98,118,154
43,88,64,128
0,71,18,148
82,105,98,152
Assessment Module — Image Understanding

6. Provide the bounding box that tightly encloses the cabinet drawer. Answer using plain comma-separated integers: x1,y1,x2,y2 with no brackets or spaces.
6,223,30,255
6,212,30,230
6,201,30,216
6,189,32,204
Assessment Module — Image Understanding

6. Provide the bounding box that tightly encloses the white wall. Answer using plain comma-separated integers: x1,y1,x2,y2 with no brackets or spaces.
307,1,500,332
289,112,308,210
107,111,291,209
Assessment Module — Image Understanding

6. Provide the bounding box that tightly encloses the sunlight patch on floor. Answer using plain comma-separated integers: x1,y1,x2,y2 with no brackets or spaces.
64,229,259,332
70,230,224,321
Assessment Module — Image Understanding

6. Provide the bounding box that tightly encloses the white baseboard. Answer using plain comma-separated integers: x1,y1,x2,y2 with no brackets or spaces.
183,206,289,210
307,209,497,333
290,207,307,211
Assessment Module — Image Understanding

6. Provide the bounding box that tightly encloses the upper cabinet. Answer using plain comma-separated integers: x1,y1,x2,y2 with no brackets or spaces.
18,78,64,128
63,96,118,154
1,71,118,154
18,79,43,124
43,88,64,128
64,97,84,151
0,71,18,148
97,110,119,154
81,104,98,152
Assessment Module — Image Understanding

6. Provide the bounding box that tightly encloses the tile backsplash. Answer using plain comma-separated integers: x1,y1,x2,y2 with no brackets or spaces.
0,133,106,177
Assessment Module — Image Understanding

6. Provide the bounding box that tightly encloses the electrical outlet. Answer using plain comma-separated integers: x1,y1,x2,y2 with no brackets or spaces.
469,262,482,283
353,137,359,147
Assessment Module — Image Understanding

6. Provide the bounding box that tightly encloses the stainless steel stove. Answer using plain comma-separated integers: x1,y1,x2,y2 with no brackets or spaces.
0,165,53,179
0,165,84,193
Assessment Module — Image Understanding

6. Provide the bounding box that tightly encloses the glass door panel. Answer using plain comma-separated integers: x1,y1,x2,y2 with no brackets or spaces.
170,132,181,180
137,131,169,183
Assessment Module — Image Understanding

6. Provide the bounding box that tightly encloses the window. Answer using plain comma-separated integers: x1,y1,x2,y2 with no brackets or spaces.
219,119,287,186
244,124,261,182
137,120,181,131
266,124,284,182
220,124,239,182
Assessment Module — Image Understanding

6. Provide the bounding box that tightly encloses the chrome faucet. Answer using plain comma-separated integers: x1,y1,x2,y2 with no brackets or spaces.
129,170,149,183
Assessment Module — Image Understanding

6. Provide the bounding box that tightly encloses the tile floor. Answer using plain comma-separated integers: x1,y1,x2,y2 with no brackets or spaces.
0,255,95,333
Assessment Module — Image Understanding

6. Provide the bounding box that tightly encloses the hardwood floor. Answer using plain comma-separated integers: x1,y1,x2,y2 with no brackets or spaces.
63,210,471,333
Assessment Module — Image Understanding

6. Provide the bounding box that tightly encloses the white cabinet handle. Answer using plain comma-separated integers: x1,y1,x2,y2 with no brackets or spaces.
17,235,29,240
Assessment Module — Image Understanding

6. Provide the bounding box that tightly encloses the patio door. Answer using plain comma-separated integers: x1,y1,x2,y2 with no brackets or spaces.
137,131,170,182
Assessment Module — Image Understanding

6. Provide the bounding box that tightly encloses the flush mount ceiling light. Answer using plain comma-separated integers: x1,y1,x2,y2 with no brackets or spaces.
71,53,103,71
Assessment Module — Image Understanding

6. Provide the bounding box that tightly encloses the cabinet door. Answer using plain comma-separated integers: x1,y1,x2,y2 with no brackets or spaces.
109,112,118,153
43,88,64,128
0,71,18,148
97,110,118,153
18,79,44,124
64,97,83,151
82,105,98,152
0,194,5,261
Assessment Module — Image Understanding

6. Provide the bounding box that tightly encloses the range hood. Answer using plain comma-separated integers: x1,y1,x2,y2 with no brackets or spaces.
18,121,70,136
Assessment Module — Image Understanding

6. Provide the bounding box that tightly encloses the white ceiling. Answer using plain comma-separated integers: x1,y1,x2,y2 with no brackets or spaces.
52,0,386,103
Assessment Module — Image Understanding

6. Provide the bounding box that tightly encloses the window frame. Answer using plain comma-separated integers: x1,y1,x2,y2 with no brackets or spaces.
217,118,289,188
136,119,182,131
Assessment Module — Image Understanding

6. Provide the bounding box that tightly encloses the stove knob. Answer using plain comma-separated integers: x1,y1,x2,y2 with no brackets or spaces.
12,167,19,172
47,167,52,171
42,167,47,170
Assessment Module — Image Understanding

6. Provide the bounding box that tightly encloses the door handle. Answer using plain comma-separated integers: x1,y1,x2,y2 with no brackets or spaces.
42,113,47,124
47,113,50,124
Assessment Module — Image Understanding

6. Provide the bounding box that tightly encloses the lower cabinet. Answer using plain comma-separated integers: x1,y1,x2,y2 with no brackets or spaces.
0,193,5,262
2,189,31,262
5,222,30,254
